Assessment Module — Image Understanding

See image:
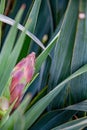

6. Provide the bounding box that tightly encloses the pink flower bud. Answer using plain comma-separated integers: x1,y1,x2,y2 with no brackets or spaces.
10,52,35,109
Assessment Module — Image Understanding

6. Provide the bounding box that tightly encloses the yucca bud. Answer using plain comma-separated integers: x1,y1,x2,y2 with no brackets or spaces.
10,52,35,109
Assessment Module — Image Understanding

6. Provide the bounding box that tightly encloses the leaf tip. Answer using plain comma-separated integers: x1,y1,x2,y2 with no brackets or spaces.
21,4,26,10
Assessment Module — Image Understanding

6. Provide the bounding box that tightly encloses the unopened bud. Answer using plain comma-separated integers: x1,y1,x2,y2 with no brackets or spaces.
10,52,35,109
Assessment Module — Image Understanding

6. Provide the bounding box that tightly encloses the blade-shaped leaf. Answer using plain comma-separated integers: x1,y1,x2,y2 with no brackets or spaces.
50,0,68,28
0,0,5,14
37,56,51,91
0,0,42,95
48,0,79,109
0,99,17,127
0,14,45,50
70,0,87,103
29,0,53,53
30,110,75,130
35,31,60,73
1,95,31,130
19,0,42,60
27,86,47,110
24,64,87,129
64,100,87,112
52,117,87,130
23,73,39,94
0,5,24,84
0,0,5,43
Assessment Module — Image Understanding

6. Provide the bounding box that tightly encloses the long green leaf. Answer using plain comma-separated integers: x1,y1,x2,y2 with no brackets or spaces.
24,64,87,129
0,5,24,80
27,86,47,110
48,0,79,109
0,0,5,43
0,99,17,127
0,0,41,95
50,0,68,27
29,0,53,53
0,0,5,14
52,117,87,130
70,0,87,104
1,95,31,130
19,0,41,60
37,56,51,91
0,14,45,50
35,31,60,73
64,100,87,112
30,110,75,130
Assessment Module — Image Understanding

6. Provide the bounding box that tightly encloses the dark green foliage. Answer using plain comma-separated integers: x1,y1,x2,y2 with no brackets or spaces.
0,0,87,130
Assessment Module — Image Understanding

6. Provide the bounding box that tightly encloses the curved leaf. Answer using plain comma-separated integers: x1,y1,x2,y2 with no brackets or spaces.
30,110,75,130
52,117,87,130
0,14,45,50
24,64,87,129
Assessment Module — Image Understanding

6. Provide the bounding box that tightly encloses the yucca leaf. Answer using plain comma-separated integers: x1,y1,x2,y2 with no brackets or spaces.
0,0,5,14
48,0,79,109
2,109,25,130
52,117,87,130
25,74,40,100
0,5,24,85
19,0,41,60
0,6,24,95
70,0,87,103
9,0,32,22
31,33,59,99
1,95,31,130
29,0,53,53
50,0,69,28
64,100,87,112
26,86,47,110
35,31,60,73
23,73,39,94
30,110,75,130
0,0,5,43
0,0,42,96
1,77,12,99
24,64,87,129
37,56,51,91
0,14,45,50
0,99,17,127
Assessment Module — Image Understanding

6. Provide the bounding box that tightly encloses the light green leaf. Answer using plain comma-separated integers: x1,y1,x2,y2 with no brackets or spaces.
27,86,47,110
0,0,5,14
19,0,42,60
1,77,12,99
0,14,45,50
1,95,31,130
0,5,24,95
0,99,17,128
0,0,42,96
0,0,5,43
